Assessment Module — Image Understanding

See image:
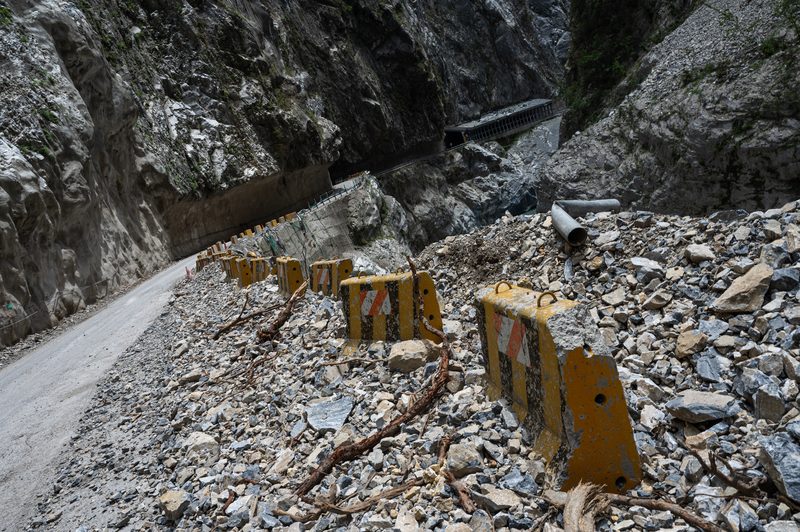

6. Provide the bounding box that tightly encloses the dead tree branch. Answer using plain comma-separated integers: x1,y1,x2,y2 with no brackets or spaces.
685,445,768,499
319,358,382,367
275,479,425,523
443,470,477,513
212,302,282,340
256,280,308,343
604,493,724,532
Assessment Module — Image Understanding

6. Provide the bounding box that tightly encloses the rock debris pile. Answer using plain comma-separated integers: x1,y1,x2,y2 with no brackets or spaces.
31,200,800,532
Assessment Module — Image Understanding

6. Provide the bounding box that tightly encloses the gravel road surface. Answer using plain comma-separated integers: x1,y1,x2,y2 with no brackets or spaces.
0,256,195,529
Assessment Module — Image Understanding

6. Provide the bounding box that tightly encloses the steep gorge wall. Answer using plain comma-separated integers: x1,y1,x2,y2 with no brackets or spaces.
0,2,172,345
0,0,569,344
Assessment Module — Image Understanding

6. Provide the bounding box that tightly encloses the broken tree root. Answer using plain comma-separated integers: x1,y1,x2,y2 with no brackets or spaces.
293,258,450,498
212,301,282,340
553,483,724,532
275,478,425,523
256,279,309,344
563,483,608,532
604,493,724,532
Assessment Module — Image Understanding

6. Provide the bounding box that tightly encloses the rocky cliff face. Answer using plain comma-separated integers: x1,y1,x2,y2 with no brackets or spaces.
0,0,568,344
538,0,800,214
0,2,172,345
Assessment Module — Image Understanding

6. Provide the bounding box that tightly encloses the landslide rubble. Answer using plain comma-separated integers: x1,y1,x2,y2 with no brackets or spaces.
36,200,800,532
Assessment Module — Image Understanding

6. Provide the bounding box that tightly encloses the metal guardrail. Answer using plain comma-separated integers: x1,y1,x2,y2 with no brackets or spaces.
303,173,368,213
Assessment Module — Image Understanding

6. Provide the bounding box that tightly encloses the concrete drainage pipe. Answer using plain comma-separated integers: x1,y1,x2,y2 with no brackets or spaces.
551,199,621,246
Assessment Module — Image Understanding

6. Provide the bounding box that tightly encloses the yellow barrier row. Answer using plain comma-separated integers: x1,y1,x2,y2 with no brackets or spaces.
196,247,231,273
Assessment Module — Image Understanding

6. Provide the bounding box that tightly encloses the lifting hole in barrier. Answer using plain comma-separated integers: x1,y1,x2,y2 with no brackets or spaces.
423,289,429,295
615,476,627,490
594,394,607,406
429,314,435,321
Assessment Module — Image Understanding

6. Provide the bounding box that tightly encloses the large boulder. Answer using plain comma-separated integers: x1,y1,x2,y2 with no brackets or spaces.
712,264,773,313
665,391,738,423
758,434,800,503
388,339,440,373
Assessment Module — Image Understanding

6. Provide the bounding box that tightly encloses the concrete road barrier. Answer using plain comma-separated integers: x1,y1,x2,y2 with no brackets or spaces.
277,256,305,297
235,258,253,289
474,282,641,492
311,257,353,297
339,269,442,344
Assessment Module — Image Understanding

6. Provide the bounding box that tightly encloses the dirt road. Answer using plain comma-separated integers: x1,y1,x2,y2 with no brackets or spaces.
0,256,195,528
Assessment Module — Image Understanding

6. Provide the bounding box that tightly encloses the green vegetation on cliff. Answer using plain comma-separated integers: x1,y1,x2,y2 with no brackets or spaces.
562,0,697,136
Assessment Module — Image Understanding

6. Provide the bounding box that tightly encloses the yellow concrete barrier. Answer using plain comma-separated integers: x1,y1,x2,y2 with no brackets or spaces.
277,256,305,297
311,256,353,297
220,256,235,282
196,254,210,272
236,258,253,288
245,229,253,237
474,283,641,493
339,270,442,344
250,258,268,283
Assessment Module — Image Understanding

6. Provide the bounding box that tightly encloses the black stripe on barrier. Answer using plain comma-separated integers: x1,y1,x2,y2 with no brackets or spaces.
498,351,513,399
325,264,334,295
475,301,489,366
387,281,400,340
360,279,374,340
341,283,351,334
521,314,545,436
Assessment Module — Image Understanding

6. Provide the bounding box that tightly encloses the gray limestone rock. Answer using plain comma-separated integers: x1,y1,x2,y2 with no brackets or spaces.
685,244,715,263
630,257,665,284
698,319,730,341
712,264,773,313
758,434,800,503
771,268,800,292
665,391,738,423
499,468,538,496
388,340,440,373
305,397,355,434
468,510,493,532
159,491,190,521
755,383,785,422
446,444,484,477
